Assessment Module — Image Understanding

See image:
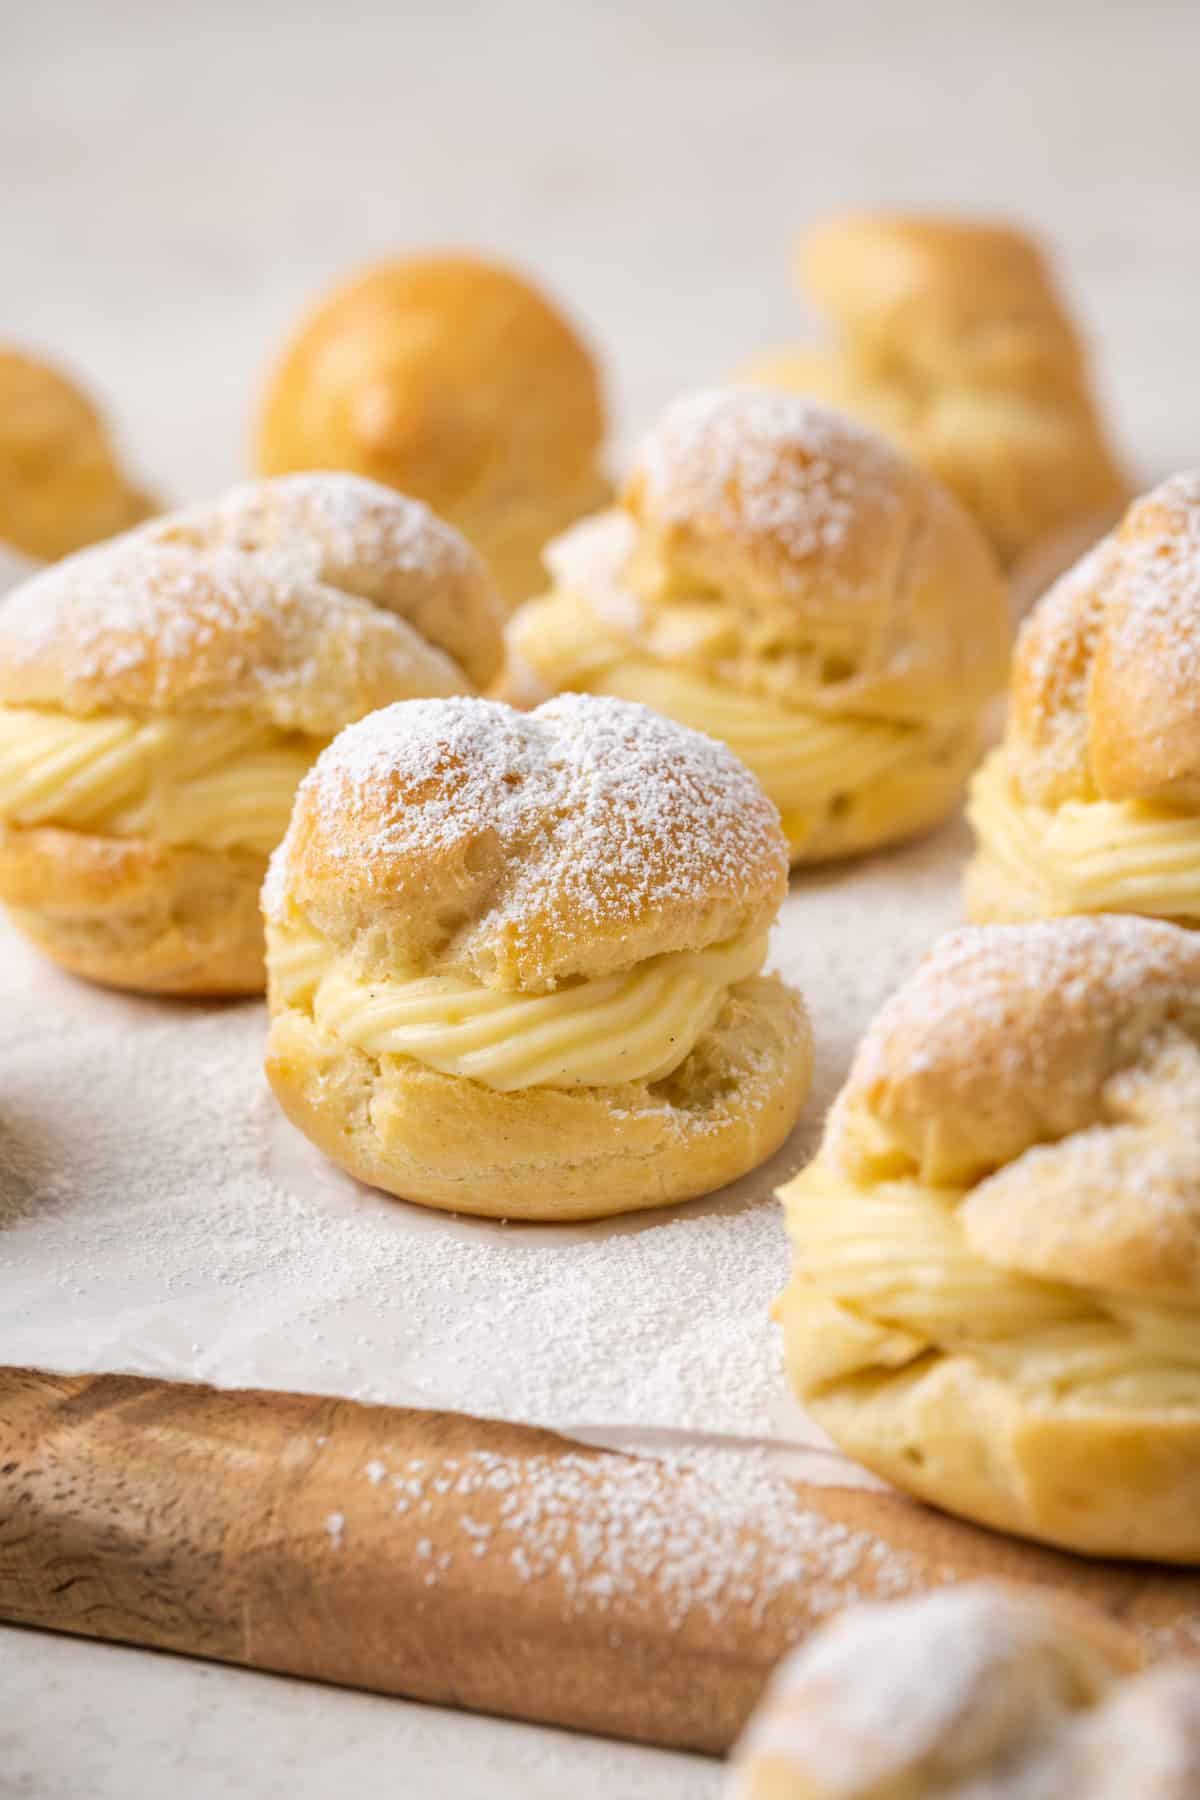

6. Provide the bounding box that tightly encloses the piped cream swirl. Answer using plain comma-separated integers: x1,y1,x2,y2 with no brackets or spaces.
968,749,1200,919
268,919,768,1091
509,589,973,852
0,704,321,855
781,1162,1200,1409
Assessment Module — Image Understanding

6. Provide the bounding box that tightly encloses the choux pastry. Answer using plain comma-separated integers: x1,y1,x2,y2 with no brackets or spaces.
505,387,1009,862
967,471,1200,925
263,692,813,1220
778,915,1200,1562
745,214,1128,567
256,253,609,610
0,345,153,564
0,473,503,994
727,1582,1200,1799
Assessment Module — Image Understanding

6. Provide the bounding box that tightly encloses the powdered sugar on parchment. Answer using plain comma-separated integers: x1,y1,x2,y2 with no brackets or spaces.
0,811,966,1456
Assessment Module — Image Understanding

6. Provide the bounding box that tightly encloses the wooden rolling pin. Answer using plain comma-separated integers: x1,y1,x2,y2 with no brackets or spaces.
1,1367,1197,1754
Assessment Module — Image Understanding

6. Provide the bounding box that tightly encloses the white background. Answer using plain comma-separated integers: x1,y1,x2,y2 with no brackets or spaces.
3,1,1198,1793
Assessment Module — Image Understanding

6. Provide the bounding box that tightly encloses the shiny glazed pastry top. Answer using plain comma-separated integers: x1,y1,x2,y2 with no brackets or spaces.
0,345,154,562
507,386,1010,862
263,692,814,1219
778,913,1200,1562
743,213,1128,567
256,252,610,609
727,1582,1200,1799
0,473,503,993
967,472,1200,925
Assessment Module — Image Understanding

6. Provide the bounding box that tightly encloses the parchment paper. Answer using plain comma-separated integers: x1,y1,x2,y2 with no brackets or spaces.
0,815,969,1476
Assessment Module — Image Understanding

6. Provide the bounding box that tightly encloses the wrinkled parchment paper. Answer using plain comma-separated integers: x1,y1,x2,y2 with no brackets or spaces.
0,817,967,1480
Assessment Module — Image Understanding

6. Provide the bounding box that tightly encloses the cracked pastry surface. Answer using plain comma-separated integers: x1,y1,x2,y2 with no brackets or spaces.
967,471,1200,926
504,387,1009,863
728,1582,1200,1799
0,472,503,993
743,213,1128,567
256,252,610,610
263,692,813,1220
0,345,155,561
777,914,1200,1562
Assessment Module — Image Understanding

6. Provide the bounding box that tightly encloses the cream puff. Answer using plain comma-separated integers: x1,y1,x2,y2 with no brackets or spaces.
743,213,1129,568
967,472,1200,925
505,387,1010,863
727,1583,1200,1799
778,915,1200,1562
0,473,504,993
0,345,154,564
255,253,609,610
263,693,812,1220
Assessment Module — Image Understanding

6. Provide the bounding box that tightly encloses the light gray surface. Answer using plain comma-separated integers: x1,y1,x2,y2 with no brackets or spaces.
0,1629,723,1799
3,0,1198,1793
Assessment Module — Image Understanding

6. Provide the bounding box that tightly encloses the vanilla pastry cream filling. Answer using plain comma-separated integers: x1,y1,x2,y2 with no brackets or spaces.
0,705,322,856
969,749,1200,918
268,918,769,1091
514,591,966,824
782,1162,1200,1409
583,661,942,810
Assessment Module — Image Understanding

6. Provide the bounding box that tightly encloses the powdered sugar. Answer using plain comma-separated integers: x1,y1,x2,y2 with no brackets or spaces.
1106,470,1200,692
850,914,1200,1092
345,1440,918,1632
158,472,503,689
735,1584,1200,1798
735,1583,1117,1791
1012,472,1200,799
630,386,902,567
272,695,788,969
743,1587,1058,1776
0,540,331,687
202,473,472,581
0,473,484,725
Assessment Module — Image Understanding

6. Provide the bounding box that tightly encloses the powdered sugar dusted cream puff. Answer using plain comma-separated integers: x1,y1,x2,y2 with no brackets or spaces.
256,253,610,610
727,1583,1200,1800
263,693,813,1220
0,473,503,993
505,388,1010,863
778,915,1200,1562
967,472,1200,925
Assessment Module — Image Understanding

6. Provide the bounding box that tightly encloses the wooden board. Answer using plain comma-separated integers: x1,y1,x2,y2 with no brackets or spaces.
1,1366,1197,1756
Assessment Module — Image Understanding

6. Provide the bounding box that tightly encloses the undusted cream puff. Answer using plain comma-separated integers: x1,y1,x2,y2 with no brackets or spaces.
0,473,504,993
728,1582,1200,1800
256,253,609,609
967,472,1200,926
0,345,154,563
778,914,1200,1562
263,693,812,1220
744,214,1129,568
505,387,1009,863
